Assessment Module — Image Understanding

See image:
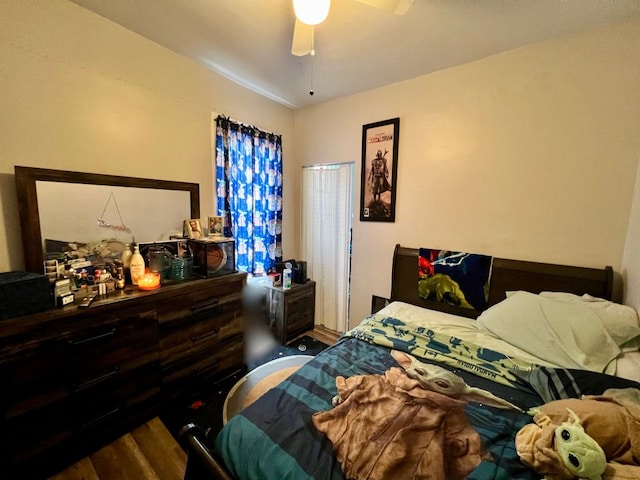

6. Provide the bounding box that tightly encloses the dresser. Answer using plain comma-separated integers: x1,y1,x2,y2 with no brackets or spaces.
265,281,316,344
0,272,246,479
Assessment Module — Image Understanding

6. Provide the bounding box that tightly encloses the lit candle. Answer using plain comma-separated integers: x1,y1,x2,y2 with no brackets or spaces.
138,272,160,290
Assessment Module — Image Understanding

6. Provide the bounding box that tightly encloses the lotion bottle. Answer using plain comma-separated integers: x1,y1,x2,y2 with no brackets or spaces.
129,244,145,286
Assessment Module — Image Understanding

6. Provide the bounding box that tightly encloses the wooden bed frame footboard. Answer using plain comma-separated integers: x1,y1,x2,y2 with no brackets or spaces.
180,244,618,479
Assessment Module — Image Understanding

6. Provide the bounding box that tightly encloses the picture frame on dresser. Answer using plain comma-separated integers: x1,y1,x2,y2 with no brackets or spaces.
185,218,204,239
208,215,225,236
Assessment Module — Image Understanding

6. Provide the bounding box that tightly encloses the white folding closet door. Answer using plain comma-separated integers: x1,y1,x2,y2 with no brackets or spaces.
301,164,353,333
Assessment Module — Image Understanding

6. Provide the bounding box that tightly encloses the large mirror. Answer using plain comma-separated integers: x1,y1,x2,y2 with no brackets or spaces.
15,166,200,273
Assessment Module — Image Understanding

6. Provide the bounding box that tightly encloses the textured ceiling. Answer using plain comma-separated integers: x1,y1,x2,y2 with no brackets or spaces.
70,0,640,109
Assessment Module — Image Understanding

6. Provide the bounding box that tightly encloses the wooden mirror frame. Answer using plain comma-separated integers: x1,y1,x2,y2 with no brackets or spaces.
15,166,200,273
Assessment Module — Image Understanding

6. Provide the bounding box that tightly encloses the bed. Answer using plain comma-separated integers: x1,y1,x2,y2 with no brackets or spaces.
181,244,640,480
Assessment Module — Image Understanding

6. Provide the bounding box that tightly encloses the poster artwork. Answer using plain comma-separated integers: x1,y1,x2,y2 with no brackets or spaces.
360,117,399,222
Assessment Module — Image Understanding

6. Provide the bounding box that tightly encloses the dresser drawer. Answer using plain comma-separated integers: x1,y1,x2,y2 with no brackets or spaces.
158,290,243,363
5,364,160,465
157,276,245,400
157,276,244,326
2,308,158,420
0,306,161,471
161,335,244,398
66,309,158,388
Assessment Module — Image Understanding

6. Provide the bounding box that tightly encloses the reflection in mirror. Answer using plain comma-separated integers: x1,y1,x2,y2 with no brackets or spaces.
14,166,200,273
37,182,189,247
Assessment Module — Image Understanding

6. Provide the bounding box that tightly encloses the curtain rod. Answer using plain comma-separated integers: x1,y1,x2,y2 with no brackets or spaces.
303,161,354,169
216,114,281,139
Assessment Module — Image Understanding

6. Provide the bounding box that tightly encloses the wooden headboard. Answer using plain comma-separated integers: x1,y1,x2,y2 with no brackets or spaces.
390,244,616,319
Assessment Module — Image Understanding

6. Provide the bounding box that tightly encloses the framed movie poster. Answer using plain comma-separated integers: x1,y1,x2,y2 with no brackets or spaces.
360,117,399,222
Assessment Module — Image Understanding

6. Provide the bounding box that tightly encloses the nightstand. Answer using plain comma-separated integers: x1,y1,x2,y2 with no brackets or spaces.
265,281,316,344
371,295,390,314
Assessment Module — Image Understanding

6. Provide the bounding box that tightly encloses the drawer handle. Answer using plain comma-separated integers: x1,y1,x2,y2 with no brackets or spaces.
68,328,117,346
72,366,120,392
191,298,220,315
79,406,121,430
191,328,220,343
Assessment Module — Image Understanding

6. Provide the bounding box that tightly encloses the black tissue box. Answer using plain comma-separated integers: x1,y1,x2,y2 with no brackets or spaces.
0,271,53,321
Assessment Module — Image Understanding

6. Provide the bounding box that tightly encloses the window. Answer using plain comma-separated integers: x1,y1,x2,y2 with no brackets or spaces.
215,116,283,275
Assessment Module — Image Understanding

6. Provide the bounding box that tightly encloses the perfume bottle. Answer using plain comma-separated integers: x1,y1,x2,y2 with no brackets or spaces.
115,266,125,289
121,243,132,283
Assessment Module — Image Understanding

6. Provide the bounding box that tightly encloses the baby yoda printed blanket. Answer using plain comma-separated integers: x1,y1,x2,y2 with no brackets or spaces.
418,248,493,311
215,313,640,479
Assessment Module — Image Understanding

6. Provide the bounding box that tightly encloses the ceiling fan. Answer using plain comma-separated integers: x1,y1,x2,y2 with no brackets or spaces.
291,0,415,56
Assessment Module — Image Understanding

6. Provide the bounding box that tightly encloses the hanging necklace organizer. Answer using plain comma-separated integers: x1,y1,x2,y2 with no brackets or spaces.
96,191,132,233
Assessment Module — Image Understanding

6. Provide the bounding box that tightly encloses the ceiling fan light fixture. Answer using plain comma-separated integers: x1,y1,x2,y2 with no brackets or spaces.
293,0,331,26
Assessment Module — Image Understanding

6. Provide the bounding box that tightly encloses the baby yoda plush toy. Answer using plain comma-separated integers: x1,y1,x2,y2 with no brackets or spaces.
516,407,606,480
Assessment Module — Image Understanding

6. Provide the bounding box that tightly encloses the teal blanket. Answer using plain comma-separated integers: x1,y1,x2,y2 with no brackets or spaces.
216,322,542,479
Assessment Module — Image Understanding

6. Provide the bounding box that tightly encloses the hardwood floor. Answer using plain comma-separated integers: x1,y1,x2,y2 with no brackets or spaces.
303,325,341,345
50,418,187,480
49,327,338,480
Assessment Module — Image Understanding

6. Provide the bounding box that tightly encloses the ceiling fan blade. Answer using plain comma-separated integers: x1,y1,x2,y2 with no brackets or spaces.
353,0,415,15
292,19,314,56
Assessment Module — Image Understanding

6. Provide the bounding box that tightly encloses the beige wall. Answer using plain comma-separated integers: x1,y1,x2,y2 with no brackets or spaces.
0,0,295,272
294,17,640,327
3,2,640,331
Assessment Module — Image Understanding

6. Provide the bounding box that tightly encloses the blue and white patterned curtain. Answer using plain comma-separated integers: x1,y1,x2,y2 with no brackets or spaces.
215,115,283,275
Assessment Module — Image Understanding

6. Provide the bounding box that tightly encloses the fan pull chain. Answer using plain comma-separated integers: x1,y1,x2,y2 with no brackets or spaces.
309,26,316,96
310,52,315,96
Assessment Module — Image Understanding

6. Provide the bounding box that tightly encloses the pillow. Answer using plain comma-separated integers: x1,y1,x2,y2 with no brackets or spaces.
538,292,640,350
476,291,622,373
615,350,640,383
